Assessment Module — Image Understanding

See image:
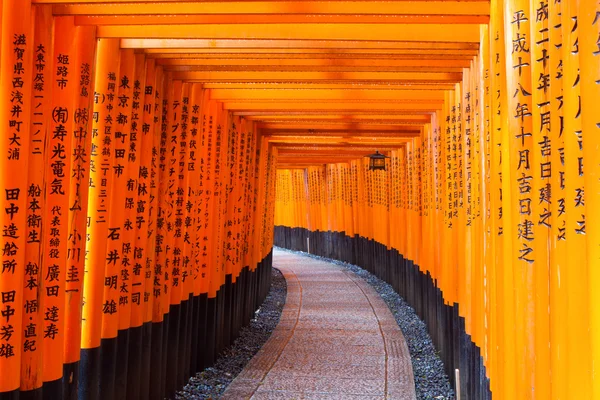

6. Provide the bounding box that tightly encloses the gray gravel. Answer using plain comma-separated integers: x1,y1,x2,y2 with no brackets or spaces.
276,247,455,400
175,267,287,400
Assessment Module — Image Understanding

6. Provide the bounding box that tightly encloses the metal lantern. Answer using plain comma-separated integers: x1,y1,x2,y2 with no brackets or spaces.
368,150,388,171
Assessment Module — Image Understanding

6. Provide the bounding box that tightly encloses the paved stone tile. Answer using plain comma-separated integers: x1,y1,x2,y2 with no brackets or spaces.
222,249,416,400
260,373,385,395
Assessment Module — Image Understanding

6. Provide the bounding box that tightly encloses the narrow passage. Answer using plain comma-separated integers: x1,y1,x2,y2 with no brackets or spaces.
223,249,416,400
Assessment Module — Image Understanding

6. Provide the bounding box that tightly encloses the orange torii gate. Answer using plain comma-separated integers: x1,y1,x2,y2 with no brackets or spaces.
0,0,599,399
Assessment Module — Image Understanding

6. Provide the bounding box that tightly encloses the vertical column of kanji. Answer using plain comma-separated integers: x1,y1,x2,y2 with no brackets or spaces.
562,0,591,394
429,123,438,279
415,137,423,267
148,66,166,400
186,83,203,375
175,83,191,389
243,123,258,283
547,0,566,396
528,0,552,396
357,160,366,247
505,0,536,395
490,0,514,395
431,114,443,296
329,166,336,236
126,56,151,400
199,98,218,368
154,72,173,399
420,127,429,274
19,5,52,397
115,52,144,400
263,145,275,259
387,154,396,252
0,1,33,397
580,2,600,396
416,137,423,269
267,147,278,253
473,57,486,355
216,106,233,356
96,48,133,400
234,118,249,335
248,131,262,304
473,57,486,352
337,163,350,239
63,23,96,400
396,147,405,265
441,90,458,307
397,148,404,257
220,113,237,352
438,93,449,301
453,83,469,332
138,61,160,400
225,117,244,278
253,137,270,268
79,37,120,400
365,162,373,243
338,165,346,237
328,166,335,236
162,78,182,399
351,162,359,243
41,16,79,398
347,164,354,240
404,144,412,263
195,91,211,333
319,166,327,237
462,66,475,342
479,23,494,377
346,163,355,241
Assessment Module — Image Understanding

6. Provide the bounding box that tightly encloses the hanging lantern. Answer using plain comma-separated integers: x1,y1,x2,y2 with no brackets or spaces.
367,150,389,171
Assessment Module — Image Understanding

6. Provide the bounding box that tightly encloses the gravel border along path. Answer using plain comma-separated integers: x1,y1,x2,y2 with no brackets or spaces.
175,267,287,400
277,248,455,400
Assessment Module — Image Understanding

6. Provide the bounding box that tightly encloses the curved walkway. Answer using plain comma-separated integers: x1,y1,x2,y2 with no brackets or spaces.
223,249,417,400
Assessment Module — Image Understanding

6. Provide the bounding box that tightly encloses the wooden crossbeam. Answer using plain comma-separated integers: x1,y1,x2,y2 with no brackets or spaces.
51,1,489,17
97,24,480,42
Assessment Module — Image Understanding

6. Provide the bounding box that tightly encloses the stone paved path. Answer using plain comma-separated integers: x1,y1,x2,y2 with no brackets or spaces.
222,249,416,400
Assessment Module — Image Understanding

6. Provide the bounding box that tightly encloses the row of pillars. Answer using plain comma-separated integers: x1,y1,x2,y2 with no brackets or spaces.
0,3,278,399
274,0,600,398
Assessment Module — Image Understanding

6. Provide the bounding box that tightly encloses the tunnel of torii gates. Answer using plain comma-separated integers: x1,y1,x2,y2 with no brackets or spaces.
0,0,599,399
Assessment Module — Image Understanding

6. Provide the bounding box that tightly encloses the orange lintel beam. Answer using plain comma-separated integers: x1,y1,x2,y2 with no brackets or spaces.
266,133,417,140
97,24,480,43
204,83,456,91
208,89,446,102
266,136,413,143
172,71,462,83
164,65,464,74
157,58,472,68
276,148,406,155
250,119,427,126
143,48,480,57
151,53,475,61
234,111,432,117
52,1,489,16
124,39,479,51
265,132,419,141
227,102,441,112
262,130,421,137
75,14,488,25
258,122,421,131
245,114,431,122
271,141,412,147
